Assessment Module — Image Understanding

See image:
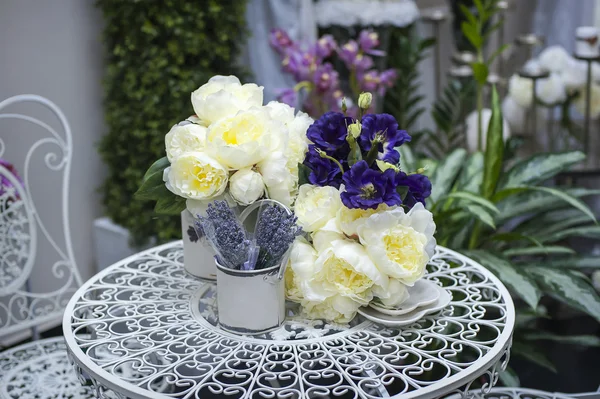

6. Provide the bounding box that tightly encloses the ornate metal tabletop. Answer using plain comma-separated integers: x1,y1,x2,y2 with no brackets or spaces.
63,241,515,399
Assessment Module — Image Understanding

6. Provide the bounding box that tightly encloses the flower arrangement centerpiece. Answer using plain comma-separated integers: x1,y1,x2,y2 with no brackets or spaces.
136,75,313,279
284,93,437,323
270,28,397,118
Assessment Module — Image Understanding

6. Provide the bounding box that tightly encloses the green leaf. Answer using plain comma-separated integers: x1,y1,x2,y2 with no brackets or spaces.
459,4,477,25
298,163,311,187
481,86,503,199
500,151,586,189
512,342,557,373
154,195,187,215
488,43,510,64
455,152,484,194
504,245,575,257
461,22,482,49
135,167,169,200
142,156,170,182
429,148,467,203
540,226,600,243
398,145,416,172
525,256,600,270
488,232,542,248
471,62,489,85
463,204,496,229
522,186,596,223
446,191,499,214
499,368,520,387
467,250,541,309
527,267,600,322
523,332,600,347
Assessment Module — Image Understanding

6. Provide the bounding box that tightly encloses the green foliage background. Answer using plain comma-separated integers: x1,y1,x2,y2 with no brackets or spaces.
97,0,249,245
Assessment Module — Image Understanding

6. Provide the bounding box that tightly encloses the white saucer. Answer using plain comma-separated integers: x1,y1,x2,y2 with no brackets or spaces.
369,280,440,316
358,284,452,327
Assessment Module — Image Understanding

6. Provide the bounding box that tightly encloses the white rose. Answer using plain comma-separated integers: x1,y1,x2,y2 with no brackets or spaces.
228,168,265,205
206,107,286,170
163,152,228,200
502,97,527,133
265,101,295,124
191,75,263,126
337,203,394,237
372,278,409,308
294,185,342,232
164,122,207,162
575,83,600,118
465,109,511,153
508,74,534,107
257,152,297,207
357,203,436,285
538,46,572,73
537,72,567,105
285,236,318,302
561,59,587,90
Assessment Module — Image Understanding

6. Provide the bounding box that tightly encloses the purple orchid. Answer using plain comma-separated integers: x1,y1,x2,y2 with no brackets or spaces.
340,161,401,209
359,114,411,164
315,35,337,59
395,172,432,207
270,29,294,55
359,30,380,52
306,111,352,156
303,145,343,188
313,63,339,93
338,40,360,67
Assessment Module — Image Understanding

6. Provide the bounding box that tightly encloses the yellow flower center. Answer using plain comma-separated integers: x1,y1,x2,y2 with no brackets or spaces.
383,225,427,272
210,113,264,146
317,255,373,297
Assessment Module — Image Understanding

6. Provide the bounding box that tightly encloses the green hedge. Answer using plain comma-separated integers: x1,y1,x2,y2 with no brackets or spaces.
97,0,249,245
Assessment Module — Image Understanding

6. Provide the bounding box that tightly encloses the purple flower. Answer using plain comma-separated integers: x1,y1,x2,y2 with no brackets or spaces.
359,114,411,164
316,34,337,59
353,54,374,72
306,111,352,156
276,88,297,107
395,172,432,208
338,40,359,68
379,69,398,88
282,50,314,82
358,70,380,92
303,145,343,187
359,30,380,52
313,63,339,93
270,29,295,54
341,161,401,209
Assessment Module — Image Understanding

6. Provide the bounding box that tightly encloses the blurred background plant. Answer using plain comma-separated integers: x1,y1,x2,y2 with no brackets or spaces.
97,0,249,246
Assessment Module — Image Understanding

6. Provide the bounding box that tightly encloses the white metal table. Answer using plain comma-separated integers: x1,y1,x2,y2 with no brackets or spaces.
63,241,515,399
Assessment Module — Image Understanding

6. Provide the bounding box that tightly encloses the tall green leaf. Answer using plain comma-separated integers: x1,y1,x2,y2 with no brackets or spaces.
455,152,484,194
467,250,541,309
398,145,416,173
523,256,600,269
481,86,503,199
500,151,586,189
527,267,600,322
463,204,496,229
523,332,600,347
504,246,575,257
429,148,467,203
512,342,557,373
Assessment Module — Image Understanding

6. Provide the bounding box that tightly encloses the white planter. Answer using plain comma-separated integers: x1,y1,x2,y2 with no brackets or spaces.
216,261,285,335
181,210,217,281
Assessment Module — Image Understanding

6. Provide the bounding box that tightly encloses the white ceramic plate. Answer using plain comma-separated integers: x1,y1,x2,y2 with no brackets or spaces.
358,284,452,327
369,280,440,316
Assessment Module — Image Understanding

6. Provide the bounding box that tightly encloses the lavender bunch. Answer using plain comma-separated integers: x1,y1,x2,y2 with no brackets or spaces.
254,205,302,270
196,201,251,270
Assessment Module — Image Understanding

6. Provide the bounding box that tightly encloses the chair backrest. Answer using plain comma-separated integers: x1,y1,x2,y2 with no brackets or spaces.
0,94,82,339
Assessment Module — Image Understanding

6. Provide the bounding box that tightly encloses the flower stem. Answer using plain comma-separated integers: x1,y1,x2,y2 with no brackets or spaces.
477,85,483,152
365,139,380,166
317,149,345,175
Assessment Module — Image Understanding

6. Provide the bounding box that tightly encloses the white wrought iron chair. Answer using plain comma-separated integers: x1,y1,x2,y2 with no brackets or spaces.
0,95,93,398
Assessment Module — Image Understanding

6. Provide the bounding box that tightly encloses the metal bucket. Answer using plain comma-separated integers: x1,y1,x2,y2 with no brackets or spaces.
181,210,217,281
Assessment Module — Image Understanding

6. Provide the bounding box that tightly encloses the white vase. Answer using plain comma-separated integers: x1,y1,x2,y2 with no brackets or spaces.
215,261,286,335
181,210,217,281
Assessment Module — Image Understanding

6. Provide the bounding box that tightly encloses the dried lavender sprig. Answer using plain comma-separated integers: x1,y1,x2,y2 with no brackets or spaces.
254,205,302,269
195,200,250,270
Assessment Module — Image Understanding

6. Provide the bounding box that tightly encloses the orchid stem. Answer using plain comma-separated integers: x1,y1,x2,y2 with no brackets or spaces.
317,150,345,174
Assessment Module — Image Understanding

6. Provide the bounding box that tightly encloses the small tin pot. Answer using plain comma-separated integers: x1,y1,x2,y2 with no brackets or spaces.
181,210,217,280
215,260,286,335
576,26,600,58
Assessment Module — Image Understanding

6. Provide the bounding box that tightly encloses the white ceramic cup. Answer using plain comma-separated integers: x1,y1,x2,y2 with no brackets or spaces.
576,26,599,58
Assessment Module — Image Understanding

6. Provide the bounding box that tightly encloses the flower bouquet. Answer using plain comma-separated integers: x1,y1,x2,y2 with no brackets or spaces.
285,93,437,324
136,75,313,279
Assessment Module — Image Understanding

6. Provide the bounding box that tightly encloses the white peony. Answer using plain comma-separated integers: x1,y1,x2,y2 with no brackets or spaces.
337,203,394,237
228,167,265,205
286,111,313,171
502,97,527,133
294,185,342,232
285,236,318,302
562,59,587,90
465,109,511,153
372,278,409,308
508,74,534,107
206,107,286,170
301,295,361,324
265,101,296,124
538,45,573,73
164,122,207,162
537,72,567,105
163,152,228,200
574,83,600,119
311,218,345,253
357,203,436,285
191,75,263,126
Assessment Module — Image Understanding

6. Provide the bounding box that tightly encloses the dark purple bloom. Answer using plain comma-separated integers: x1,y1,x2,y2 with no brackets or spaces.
306,111,352,156
303,145,343,187
358,30,380,52
338,40,359,68
315,34,337,59
270,29,295,54
313,63,339,93
359,114,411,164
395,172,432,208
340,161,401,209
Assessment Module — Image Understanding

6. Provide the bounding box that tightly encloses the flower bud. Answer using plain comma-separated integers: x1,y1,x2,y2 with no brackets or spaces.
376,160,399,172
358,92,372,109
229,168,265,205
348,122,361,138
